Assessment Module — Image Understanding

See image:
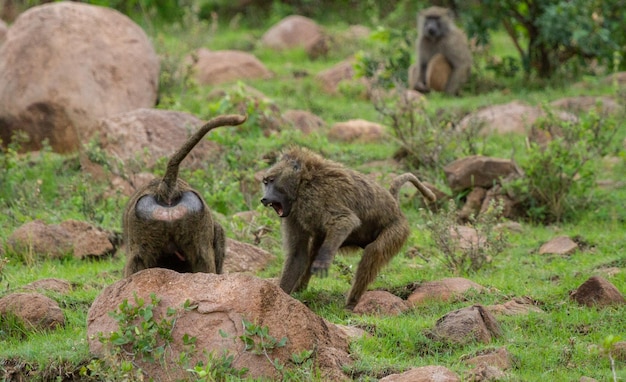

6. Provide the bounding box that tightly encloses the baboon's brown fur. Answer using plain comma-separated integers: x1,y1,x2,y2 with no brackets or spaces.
123,114,247,277
261,147,435,310
408,6,472,96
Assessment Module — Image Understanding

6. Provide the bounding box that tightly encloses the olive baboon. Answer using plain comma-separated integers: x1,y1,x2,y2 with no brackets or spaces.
123,114,247,277
261,147,436,310
408,6,472,96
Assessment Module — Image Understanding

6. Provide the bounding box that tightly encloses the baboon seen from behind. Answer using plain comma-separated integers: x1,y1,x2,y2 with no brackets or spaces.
261,147,436,310
123,114,247,277
408,6,472,96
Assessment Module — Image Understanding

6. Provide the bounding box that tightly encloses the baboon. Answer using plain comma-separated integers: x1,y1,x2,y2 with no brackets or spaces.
261,147,436,310
408,6,472,96
123,114,247,277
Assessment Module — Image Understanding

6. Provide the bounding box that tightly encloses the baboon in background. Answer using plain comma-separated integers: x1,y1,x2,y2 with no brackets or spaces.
123,114,247,277
408,6,472,96
261,147,436,310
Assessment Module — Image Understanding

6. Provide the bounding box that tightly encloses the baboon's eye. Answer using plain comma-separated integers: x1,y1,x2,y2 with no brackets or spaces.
263,177,274,185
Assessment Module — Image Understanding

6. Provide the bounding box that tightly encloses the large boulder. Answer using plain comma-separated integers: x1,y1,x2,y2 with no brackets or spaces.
87,269,351,381
328,119,386,142
223,238,276,273
0,2,159,153
80,108,224,190
261,15,328,59
458,101,576,136
7,219,118,260
190,48,272,86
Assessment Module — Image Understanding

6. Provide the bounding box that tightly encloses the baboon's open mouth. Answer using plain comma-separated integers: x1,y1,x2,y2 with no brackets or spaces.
268,202,284,217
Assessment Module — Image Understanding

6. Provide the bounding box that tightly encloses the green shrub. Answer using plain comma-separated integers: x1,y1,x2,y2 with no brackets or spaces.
506,106,620,223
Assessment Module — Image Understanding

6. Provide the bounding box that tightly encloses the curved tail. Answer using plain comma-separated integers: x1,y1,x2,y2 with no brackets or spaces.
160,114,247,199
389,173,436,203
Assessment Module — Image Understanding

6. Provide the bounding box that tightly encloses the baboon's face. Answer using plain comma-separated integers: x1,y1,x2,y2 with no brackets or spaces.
423,16,443,39
260,157,301,218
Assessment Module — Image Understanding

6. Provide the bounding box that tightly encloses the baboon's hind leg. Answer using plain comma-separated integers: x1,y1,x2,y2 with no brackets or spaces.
345,221,410,310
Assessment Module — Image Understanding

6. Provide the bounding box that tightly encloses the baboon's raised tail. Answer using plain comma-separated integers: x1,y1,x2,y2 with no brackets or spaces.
157,114,247,203
389,172,436,203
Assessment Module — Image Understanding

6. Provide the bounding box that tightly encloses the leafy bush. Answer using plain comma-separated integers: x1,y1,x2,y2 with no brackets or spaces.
506,106,620,223
353,26,413,90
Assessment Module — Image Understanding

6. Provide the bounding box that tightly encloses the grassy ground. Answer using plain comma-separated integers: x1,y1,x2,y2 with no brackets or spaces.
1,10,626,382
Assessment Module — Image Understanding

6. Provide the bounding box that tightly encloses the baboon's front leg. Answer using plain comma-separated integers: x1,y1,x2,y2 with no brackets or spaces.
311,213,361,277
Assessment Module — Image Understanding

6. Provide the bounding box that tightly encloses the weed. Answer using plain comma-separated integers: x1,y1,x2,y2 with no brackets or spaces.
237,318,287,372
369,80,485,177
425,198,508,274
589,334,623,382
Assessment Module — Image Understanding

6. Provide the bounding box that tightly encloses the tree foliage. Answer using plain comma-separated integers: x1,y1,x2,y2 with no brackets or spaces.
462,0,626,78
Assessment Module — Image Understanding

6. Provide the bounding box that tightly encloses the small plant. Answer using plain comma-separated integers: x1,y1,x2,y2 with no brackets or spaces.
353,26,413,90
369,82,485,174
82,293,185,380
238,318,287,372
426,198,508,274
588,334,623,382
186,350,248,382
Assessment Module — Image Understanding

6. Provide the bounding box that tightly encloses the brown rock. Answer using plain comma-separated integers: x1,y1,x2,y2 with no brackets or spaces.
429,305,502,344
464,364,506,381
480,185,523,220
60,220,115,259
190,48,272,86
0,2,159,154
352,291,409,316
380,365,460,382
444,155,521,192
80,108,222,185
23,278,73,294
463,347,514,370
7,219,117,260
328,119,385,142
261,15,328,59
317,58,364,94
335,324,368,340
458,101,576,136
0,292,64,330
486,297,544,316
550,96,621,115
223,238,275,273
282,109,326,135
7,220,73,259
459,187,487,221
570,276,626,307
0,19,6,43
87,269,351,381
539,236,578,255
408,277,484,306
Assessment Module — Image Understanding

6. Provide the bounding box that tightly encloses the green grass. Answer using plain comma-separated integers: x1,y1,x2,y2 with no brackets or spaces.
1,10,626,382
